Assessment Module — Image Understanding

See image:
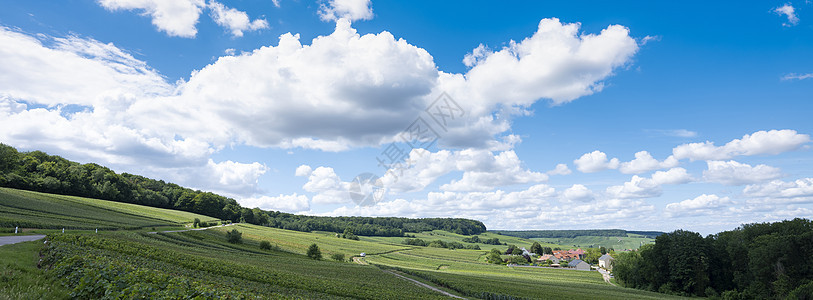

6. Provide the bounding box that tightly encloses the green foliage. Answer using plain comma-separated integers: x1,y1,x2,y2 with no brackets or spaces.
530,242,543,255
494,229,665,239
486,249,503,264
226,229,242,244
193,218,200,228
259,240,272,250
306,243,322,260
330,253,345,262
615,218,813,298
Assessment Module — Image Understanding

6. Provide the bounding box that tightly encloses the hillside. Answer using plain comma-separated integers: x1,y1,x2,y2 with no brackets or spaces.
0,144,485,236
492,229,664,250
1,188,682,299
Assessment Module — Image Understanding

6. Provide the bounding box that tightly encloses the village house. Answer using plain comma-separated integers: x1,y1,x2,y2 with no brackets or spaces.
599,254,614,270
568,259,591,271
536,254,560,264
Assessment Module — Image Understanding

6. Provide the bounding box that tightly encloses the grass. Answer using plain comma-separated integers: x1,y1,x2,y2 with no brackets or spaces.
0,187,218,230
1,188,680,299
531,233,655,250
216,223,412,258
365,246,685,299
0,241,69,300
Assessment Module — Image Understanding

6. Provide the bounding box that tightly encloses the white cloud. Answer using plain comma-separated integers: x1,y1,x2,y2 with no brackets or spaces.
377,148,547,193
743,178,813,200
574,150,619,173
665,194,732,217
456,18,639,107
239,193,310,213
775,4,800,27
619,151,679,174
299,166,352,204
208,0,269,37
547,163,572,176
672,130,810,161
98,0,206,38
606,168,692,199
440,150,548,192
562,184,595,202
295,164,313,177
0,27,170,106
703,160,782,185
319,0,373,22
98,0,268,38
640,35,661,46
782,73,813,81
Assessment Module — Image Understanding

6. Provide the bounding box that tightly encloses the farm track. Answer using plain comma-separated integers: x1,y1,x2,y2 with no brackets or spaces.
383,269,466,299
0,234,46,246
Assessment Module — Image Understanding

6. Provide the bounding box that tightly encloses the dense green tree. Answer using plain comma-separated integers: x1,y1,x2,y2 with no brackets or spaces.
226,229,242,244
530,242,543,256
307,244,322,260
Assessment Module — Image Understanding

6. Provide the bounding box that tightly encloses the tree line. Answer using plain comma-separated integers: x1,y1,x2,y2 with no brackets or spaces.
0,144,486,237
613,218,813,298
492,229,664,239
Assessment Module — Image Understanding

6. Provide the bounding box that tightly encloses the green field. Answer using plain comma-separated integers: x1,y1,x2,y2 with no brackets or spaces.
531,233,655,250
1,188,683,299
0,187,219,230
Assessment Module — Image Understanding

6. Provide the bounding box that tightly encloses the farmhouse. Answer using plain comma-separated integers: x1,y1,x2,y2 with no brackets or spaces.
598,254,614,270
536,254,560,264
568,259,591,271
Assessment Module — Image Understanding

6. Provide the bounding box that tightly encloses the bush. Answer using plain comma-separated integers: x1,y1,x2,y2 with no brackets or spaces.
306,244,322,260
226,229,242,244
330,253,345,262
259,241,272,250
193,218,200,228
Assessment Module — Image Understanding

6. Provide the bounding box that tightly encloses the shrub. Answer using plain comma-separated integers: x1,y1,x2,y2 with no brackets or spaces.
226,229,242,244
259,241,272,250
193,218,200,228
330,253,345,262
306,244,322,260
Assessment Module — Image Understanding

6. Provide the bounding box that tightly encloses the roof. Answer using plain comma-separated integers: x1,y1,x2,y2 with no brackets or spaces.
599,254,614,261
569,259,587,266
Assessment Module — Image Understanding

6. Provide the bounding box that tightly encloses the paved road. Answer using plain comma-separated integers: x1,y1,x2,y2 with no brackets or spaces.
382,270,465,299
0,235,46,246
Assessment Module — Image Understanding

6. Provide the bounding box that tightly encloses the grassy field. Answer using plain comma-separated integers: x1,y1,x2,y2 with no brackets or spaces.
0,188,218,230
364,246,683,299
1,188,681,299
212,223,412,258
363,229,562,251
531,233,655,250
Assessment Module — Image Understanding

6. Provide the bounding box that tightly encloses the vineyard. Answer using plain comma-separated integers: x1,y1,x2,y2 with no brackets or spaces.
1,188,687,299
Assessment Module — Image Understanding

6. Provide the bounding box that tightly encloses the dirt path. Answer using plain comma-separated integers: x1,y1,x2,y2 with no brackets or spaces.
598,268,616,286
382,270,465,299
146,223,235,234
0,235,46,246
352,256,368,265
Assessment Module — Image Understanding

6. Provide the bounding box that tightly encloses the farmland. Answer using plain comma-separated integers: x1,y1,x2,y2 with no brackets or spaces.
530,233,656,251
0,188,218,230
1,188,684,299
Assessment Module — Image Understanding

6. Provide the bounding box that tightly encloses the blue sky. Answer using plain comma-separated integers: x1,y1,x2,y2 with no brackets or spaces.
1,0,812,234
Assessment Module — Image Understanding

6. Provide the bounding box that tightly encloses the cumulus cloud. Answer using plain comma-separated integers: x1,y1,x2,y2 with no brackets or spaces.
619,151,679,174
238,193,310,213
606,168,692,199
319,0,373,22
562,184,595,202
208,0,269,37
574,150,619,173
703,160,782,186
374,148,547,193
775,4,800,27
98,0,267,38
672,130,810,161
298,166,351,204
1,18,640,198
665,194,732,217
743,178,813,203
456,18,638,108
547,163,572,176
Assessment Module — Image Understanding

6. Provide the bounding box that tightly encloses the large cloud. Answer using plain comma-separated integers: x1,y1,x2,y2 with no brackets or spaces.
672,130,810,161
665,194,732,217
606,168,692,199
319,0,373,22
703,160,782,186
574,150,619,173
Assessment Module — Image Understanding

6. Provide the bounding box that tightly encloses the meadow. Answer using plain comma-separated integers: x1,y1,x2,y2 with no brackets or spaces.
0,187,218,230
530,233,655,250
1,188,685,299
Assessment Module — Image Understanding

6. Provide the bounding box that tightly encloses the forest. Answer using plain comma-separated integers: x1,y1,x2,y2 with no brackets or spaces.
613,218,813,299
493,229,664,239
0,144,486,236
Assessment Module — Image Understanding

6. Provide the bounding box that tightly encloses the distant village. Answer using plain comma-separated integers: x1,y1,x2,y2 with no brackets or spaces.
502,246,615,273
